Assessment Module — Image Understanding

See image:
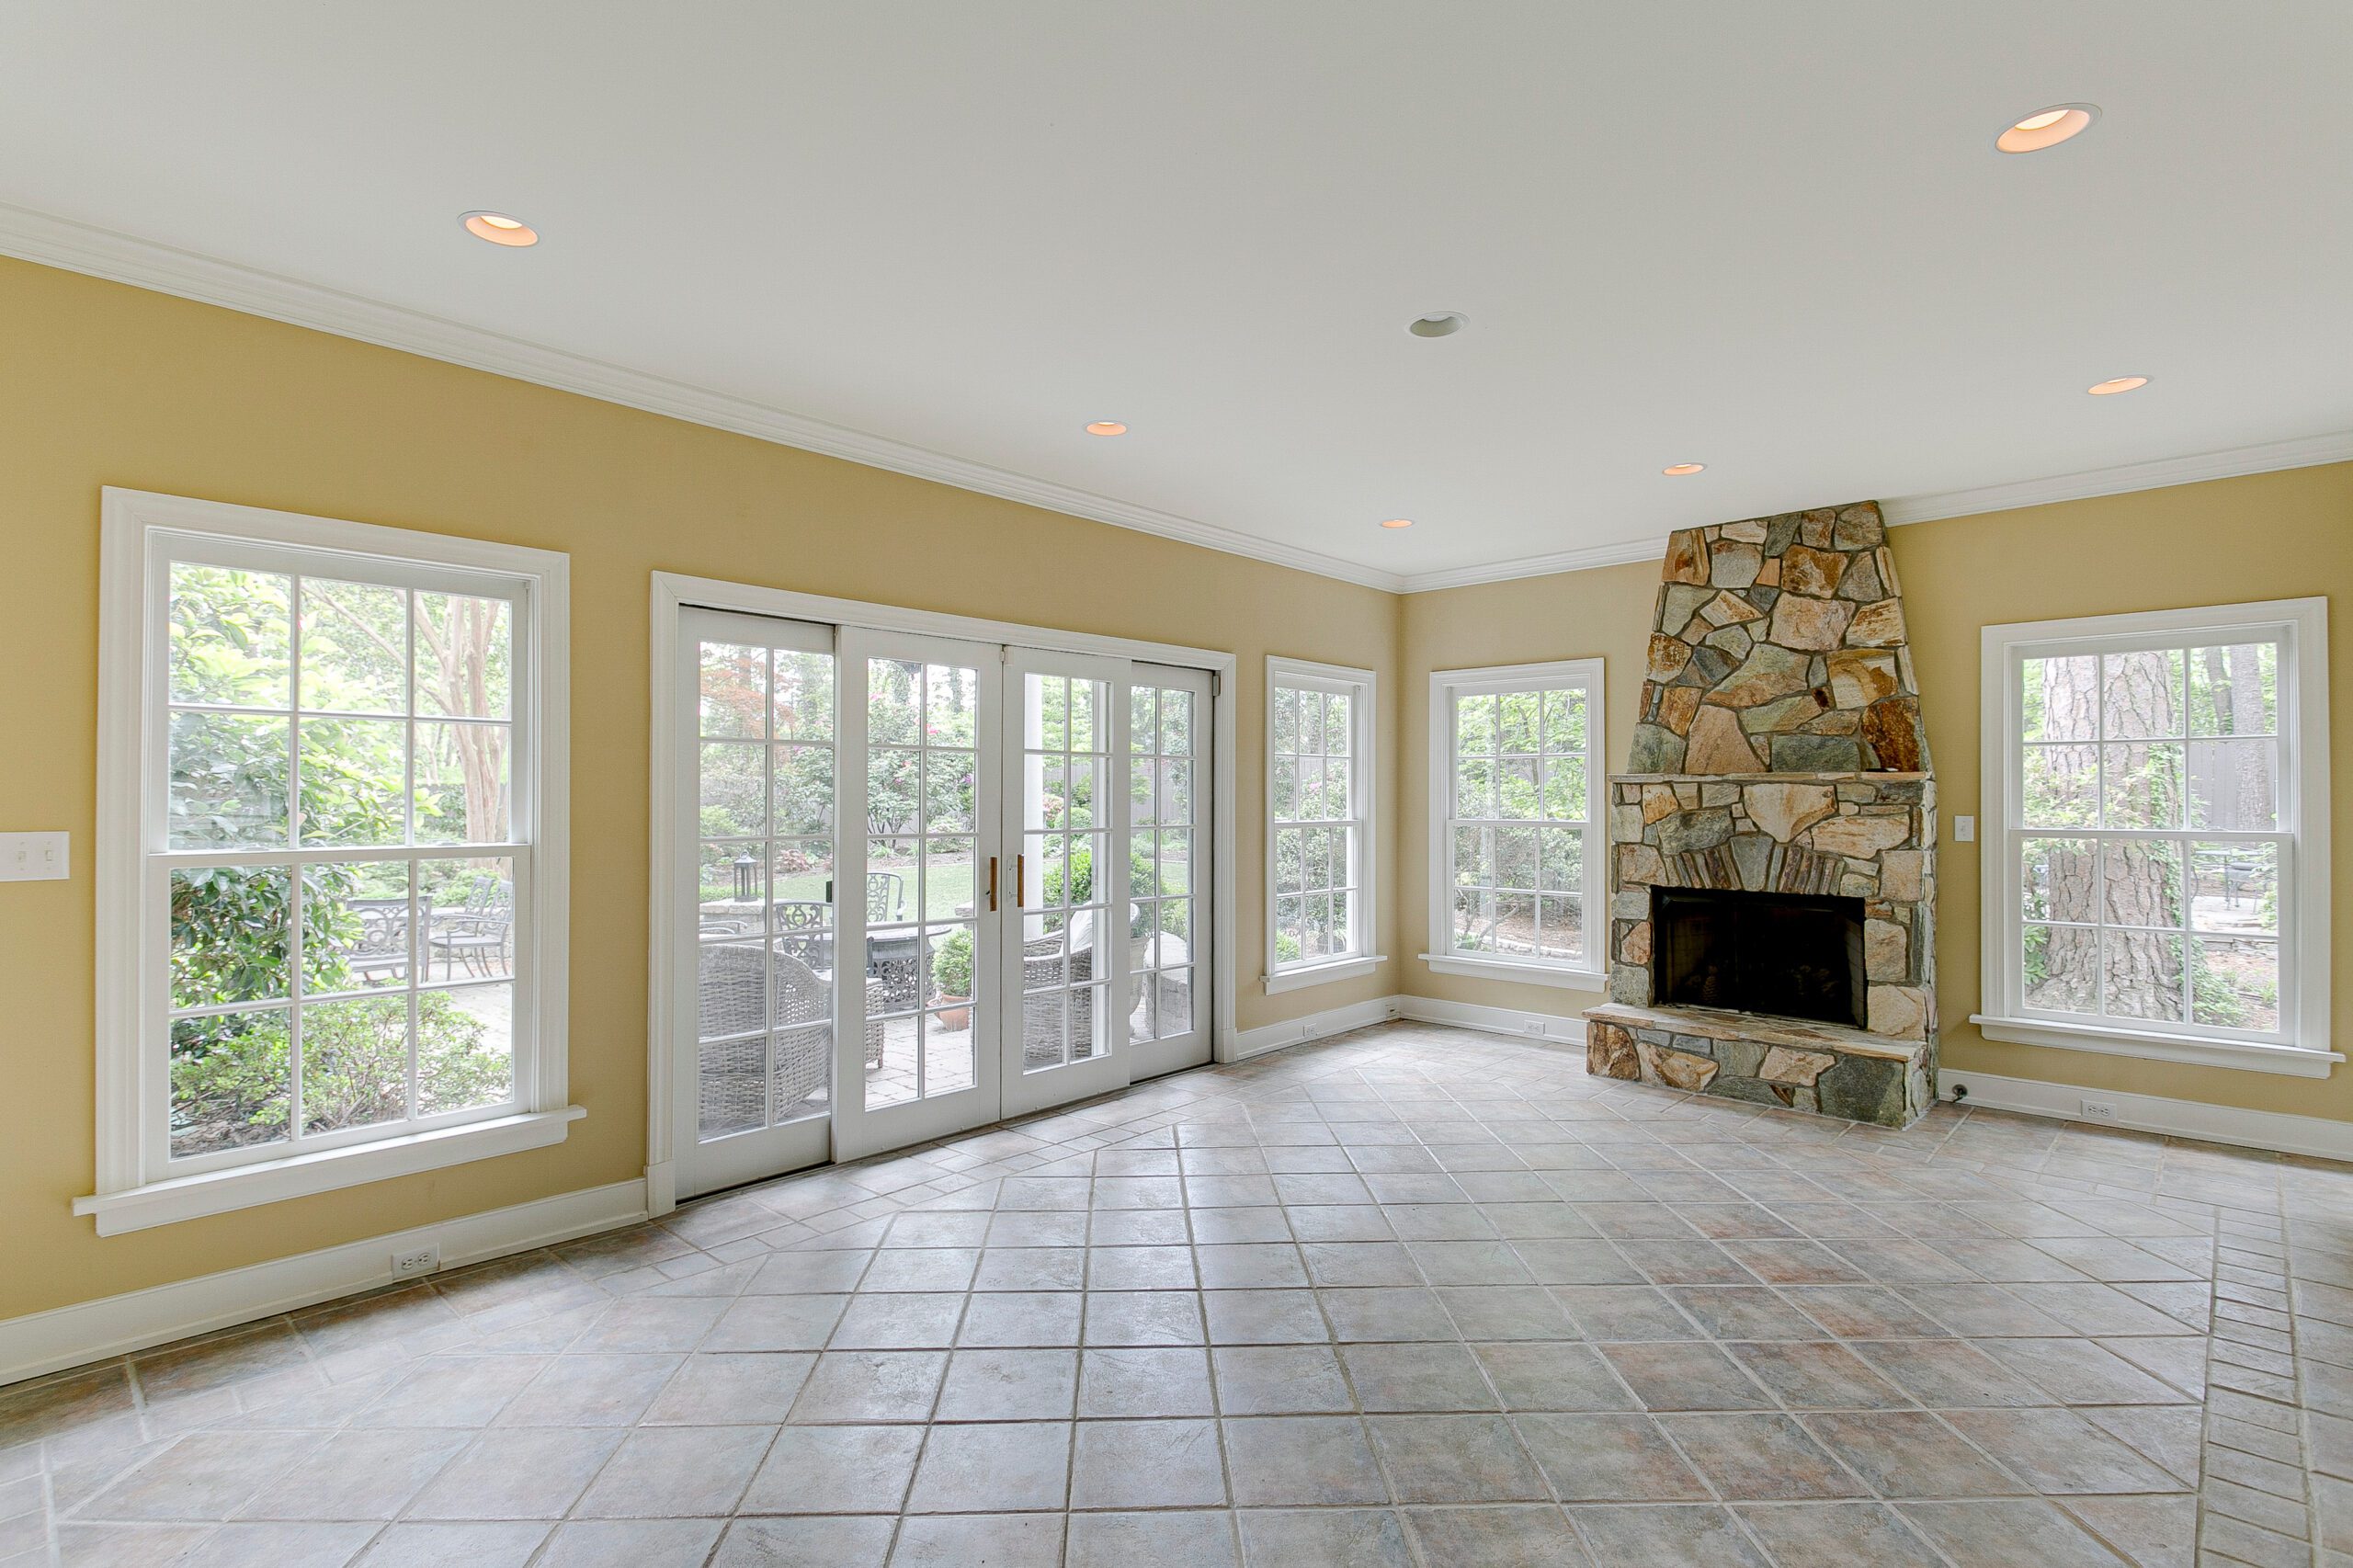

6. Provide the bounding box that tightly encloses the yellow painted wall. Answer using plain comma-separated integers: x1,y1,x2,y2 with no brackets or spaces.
0,257,1401,1321
1401,464,2353,1120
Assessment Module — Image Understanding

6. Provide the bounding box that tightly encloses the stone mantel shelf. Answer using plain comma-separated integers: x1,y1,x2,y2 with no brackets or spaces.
1587,1002,1927,1065
1610,771,1933,786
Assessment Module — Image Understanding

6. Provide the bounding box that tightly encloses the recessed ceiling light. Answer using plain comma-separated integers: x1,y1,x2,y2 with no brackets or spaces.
1379,517,1415,529
1407,312,1468,338
1662,462,1706,476
1995,104,2099,153
2086,376,2150,395
461,210,539,246
1084,421,1128,437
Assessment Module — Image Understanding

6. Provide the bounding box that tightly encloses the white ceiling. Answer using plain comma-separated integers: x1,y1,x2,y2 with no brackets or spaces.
2,2,2347,588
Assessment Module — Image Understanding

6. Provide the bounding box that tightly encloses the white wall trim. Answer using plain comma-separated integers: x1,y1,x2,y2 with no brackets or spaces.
2,1178,645,1388
1398,994,1589,1046
0,200,1402,595
1233,996,1401,1060
1879,430,2353,528
1936,1068,2353,1164
1392,432,2353,595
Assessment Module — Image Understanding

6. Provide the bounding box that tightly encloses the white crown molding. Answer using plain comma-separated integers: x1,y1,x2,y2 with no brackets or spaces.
1396,430,2353,593
1395,535,1669,594
6,201,2345,599
1879,429,2353,526
0,200,1406,594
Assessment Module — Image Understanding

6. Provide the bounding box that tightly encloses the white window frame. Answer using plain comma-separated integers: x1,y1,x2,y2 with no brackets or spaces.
80,489,575,1235
1265,656,1382,994
1421,659,1607,988
1974,597,2334,1078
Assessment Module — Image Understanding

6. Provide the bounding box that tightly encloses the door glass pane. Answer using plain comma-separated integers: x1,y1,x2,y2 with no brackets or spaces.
691,635,835,1142
1022,670,1116,1069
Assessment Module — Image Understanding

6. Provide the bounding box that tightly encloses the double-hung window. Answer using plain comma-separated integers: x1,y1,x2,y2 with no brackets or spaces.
1976,597,2333,1076
1424,661,1606,986
1267,658,1379,991
83,490,573,1234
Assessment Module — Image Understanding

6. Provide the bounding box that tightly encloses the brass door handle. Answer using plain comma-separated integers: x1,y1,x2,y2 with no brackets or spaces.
1016,852,1027,908
985,857,999,913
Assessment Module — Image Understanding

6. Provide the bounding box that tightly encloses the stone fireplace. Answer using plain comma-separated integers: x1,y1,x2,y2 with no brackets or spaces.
1583,501,1937,1128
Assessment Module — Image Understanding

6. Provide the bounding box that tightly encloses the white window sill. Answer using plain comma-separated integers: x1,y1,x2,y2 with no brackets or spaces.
1971,1015,2340,1079
74,1107,586,1236
1419,954,1607,991
1264,955,1388,994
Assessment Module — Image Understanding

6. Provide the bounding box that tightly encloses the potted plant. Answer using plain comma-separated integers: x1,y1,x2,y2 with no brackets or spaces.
931,926,975,1029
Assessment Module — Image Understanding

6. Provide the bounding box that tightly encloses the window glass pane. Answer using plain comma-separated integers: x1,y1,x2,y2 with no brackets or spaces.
2099,742,2182,829
2187,739,2277,829
1453,888,1497,953
1496,826,1540,891
923,749,975,833
1538,894,1582,962
170,865,293,1011
926,1003,978,1096
171,1010,290,1159
1129,687,1155,754
2019,838,2096,924
169,564,291,709
301,860,412,994
2192,937,2279,1031
2099,840,2182,928
1541,760,1586,823
2188,642,2276,736
2189,843,2277,935
1498,758,1539,820
773,1023,831,1125
299,579,407,713
418,858,516,985
298,718,408,846
299,994,412,1137
1325,692,1350,756
1332,889,1353,954
1497,691,1540,756
871,746,922,835
2022,924,2097,1015
1070,679,1097,753
774,651,834,742
1455,756,1496,820
1270,756,1298,821
1272,687,1299,753
1275,895,1306,965
1300,692,1324,755
1453,825,1491,887
1318,758,1348,821
925,838,975,922
2022,654,2097,743
699,642,767,738
1165,760,1193,825
414,722,510,845
2102,931,2184,1022
1157,829,1192,896
1542,689,1586,753
169,711,290,848
696,939,767,1045
414,594,511,719
1302,827,1332,890
2100,649,2184,740
1539,828,1583,893
2020,744,2097,827
1456,693,1497,755
867,1016,919,1109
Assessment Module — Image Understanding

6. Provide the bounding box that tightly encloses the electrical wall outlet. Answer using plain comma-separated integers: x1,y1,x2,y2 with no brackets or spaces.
2077,1098,2120,1123
0,832,69,881
392,1245,440,1278
1953,815,1975,843
1522,1019,1546,1036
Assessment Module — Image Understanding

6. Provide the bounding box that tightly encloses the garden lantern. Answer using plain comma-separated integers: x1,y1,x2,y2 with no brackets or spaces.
733,851,757,901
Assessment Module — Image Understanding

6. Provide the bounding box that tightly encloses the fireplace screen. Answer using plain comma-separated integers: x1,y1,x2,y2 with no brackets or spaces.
1652,886,1867,1028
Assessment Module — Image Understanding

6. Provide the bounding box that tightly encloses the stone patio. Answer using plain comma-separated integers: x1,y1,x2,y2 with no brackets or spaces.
3,1020,2345,1566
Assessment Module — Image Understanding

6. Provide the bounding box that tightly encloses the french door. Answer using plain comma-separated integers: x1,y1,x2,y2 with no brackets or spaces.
675,614,1214,1193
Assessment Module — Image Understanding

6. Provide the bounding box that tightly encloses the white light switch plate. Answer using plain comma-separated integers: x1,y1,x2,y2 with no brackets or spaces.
0,832,71,881
1953,815,1975,843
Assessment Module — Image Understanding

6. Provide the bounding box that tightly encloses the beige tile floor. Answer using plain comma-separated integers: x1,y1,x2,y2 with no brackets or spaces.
5,1020,2349,1567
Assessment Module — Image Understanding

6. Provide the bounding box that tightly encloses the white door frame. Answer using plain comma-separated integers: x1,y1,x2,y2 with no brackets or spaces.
647,572,1238,1214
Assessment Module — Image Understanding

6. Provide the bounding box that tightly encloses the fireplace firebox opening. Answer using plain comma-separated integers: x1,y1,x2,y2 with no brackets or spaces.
1651,886,1868,1029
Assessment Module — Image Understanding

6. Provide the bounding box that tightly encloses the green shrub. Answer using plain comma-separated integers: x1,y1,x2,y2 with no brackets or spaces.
932,926,975,999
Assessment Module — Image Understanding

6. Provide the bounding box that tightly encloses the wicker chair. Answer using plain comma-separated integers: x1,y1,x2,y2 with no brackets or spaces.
1019,934,1095,1069
696,943,885,1134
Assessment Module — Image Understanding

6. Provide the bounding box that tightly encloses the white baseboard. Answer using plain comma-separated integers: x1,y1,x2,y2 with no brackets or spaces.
0,1178,647,1387
643,1161,677,1218
1398,994,1589,1047
1938,1068,2353,1163
1233,995,1403,1060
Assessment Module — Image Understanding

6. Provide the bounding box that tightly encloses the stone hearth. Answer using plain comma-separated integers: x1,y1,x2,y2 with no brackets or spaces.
1585,501,1937,1129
